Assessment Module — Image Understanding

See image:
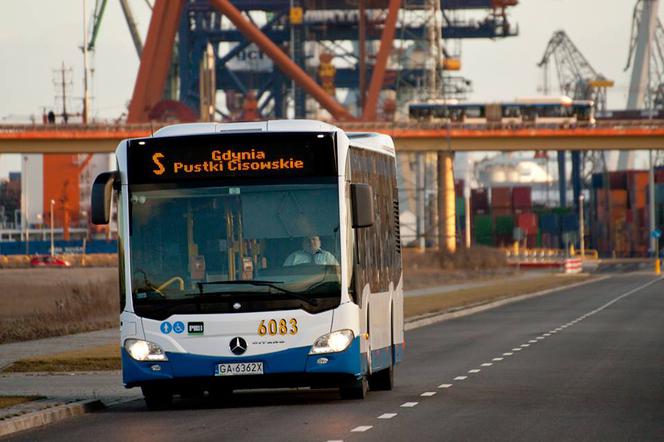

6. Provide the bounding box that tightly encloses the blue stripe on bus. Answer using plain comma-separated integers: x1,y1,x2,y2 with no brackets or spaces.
122,337,364,386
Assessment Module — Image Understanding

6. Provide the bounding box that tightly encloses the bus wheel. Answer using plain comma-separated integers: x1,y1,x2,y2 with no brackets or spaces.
340,376,369,400
141,386,173,410
368,364,394,391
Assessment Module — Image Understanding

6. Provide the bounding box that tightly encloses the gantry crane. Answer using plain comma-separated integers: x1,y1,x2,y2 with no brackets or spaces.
537,30,613,113
537,30,614,210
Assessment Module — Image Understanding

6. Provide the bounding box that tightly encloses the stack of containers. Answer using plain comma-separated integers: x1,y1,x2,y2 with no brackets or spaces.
492,187,513,245
626,171,649,256
471,188,491,245
593,172,629,256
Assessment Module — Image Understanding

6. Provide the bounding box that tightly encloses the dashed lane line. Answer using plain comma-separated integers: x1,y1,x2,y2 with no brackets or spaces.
351,426,373,432
330,277,664,442
378,413,397,419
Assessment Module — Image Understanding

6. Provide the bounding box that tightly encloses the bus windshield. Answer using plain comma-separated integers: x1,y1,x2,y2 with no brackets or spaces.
128,180,341,316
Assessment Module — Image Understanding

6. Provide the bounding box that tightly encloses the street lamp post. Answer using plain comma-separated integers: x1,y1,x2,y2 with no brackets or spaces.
50,199,55,257
579,194,585,258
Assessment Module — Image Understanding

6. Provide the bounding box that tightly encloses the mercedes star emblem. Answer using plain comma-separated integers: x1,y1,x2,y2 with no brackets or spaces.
230,337,247,355
233,302,242,310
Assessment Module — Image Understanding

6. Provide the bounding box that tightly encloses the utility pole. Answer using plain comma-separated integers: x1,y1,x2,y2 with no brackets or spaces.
82,0,90,124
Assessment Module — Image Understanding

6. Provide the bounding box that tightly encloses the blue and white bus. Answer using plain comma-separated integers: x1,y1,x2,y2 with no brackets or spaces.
91,120,404,409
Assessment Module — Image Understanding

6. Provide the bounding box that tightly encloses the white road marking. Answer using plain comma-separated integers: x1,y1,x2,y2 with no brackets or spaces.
378,413,397,419
351,426,373,432
481,362,493,367
512,348,522,351
468,369,480,373
454,376,468,380
529,340,538,343
521,344,530,347
543,333,551,337
535,337,545,340
503,352,513,356
401,402,419,407
492,357,504,361
327,440,344,442
438,383,453,388
421,391,437,397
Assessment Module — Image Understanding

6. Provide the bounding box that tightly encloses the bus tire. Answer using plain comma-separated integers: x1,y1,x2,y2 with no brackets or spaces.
141,386,173,410
340,376,368,400
368,363,394,391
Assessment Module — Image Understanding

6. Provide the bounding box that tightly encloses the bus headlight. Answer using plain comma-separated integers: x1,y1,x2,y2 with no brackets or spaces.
124,339,168,361
309,329,354,354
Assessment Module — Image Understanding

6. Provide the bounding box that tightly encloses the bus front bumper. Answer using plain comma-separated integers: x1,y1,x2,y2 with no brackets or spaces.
122,337,364,389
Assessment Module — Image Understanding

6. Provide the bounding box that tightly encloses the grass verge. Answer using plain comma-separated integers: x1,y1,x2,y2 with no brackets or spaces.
3,343,120,373
0,396,44,409
404,274,594,318
3,274,596,373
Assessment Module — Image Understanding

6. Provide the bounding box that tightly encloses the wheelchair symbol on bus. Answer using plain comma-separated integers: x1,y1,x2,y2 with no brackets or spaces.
173,321,185,334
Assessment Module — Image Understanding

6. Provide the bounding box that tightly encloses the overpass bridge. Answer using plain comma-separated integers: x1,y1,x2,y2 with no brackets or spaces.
1,122,664,153
2,121,663,254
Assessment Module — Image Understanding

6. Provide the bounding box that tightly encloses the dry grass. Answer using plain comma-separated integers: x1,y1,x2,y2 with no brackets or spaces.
0,268,119,344
403,246,513,290
404,274,594,318
0,254,117,269
3,343,120,373
0,396,44,408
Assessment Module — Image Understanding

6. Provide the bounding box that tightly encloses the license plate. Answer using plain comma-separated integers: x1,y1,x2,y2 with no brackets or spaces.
215,362,264,376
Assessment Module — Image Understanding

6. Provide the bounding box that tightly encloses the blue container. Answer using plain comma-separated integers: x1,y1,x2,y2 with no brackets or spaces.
539,213,560,234
655,184,664,205
591,174,603,189
561,213,579,232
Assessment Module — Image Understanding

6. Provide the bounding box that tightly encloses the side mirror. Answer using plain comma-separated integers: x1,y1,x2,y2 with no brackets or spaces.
350,183,374,228
91,171,119,225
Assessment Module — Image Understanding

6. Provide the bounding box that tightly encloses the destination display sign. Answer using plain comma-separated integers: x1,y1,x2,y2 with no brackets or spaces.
127,132,337,184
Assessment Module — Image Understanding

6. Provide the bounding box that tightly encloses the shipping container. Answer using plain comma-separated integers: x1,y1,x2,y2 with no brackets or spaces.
473,214,492,234
491,186,512,209
454,179,464,198
455,197,465,218
655,166,664,184
495,215,514,235
517,212,538,234
492,207,512,217
561,213,579,232
539,213,560,234
471,188,489,214
511,186,532,209
627,170,649,209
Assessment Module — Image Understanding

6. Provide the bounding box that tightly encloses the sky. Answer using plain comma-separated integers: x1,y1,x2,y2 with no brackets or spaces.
0,0,649,177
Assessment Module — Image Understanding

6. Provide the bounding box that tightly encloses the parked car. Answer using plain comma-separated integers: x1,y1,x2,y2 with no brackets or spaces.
30,255,71,267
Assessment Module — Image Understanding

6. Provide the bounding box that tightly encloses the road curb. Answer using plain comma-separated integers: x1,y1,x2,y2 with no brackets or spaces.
0,399,105,438
405,275,610,331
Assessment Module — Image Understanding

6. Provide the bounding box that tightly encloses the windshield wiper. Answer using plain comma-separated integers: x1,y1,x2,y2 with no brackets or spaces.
197,280,318,306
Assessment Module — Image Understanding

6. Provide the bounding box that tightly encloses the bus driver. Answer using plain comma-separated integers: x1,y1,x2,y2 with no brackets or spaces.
283,236,339,266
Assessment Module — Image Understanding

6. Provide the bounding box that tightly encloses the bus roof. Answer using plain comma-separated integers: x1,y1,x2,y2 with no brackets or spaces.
347,132,395,156
152,119,342,138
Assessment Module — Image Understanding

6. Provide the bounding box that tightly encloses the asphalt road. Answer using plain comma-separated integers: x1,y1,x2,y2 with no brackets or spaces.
5,273,663,442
